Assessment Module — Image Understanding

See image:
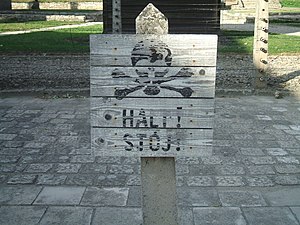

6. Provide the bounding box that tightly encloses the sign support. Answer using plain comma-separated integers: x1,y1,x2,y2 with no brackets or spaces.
136,5,179,225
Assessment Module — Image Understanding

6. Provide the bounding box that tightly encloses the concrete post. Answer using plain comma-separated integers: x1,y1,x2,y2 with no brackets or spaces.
136,4,179,225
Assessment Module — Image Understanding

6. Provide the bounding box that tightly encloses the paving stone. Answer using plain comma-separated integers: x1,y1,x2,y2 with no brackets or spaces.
291,207,300,223
80,164,107,174
177,176,185,187
39,206,93,225
37,174,67,185
7,174,37,184
70,155,95,163
21,155,44,163
55,163,81,173
276,156,299,164
108,165,135,174
3,141,24,148
247,165,275,175
193,207,246,225
178,207,194,225
176,157,200,165
0,186,42,204
275,165,300,174
0,133,17,140
266,148,288,156
216,165,245,175
186,176,215,187
176,165,189,175
127,186,141,207
24,142,48,148
215,176,245,187
189,165,217,176
25,163,53,173
249,156,276,165
288,148,300,156
219,190,267,206
0,147,22,155
92,207,142,225
81,187,129,206
264,187,300,206
0,206,46,225
243,207,298,225
43,154,70,163
0,175,7,183
126,175,141,186
34,186,85,205
123,157,140,164
278,140,300,148
273,125,290,130
95,174,127,186
275,175,300,185
66,174,95,186
240,148,265,156
177,188,220,207
246,176,275,187
0,155,20,163
70,147,92,155
96,156,122,164
201,156,223,164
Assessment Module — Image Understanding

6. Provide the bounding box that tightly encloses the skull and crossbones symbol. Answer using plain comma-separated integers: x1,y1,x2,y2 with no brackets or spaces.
113,39,195,100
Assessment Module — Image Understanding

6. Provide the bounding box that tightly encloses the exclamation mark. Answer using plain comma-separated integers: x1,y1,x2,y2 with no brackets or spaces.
177,107,182,128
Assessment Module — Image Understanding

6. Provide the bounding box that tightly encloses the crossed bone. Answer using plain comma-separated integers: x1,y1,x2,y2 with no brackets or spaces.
114,68,194,100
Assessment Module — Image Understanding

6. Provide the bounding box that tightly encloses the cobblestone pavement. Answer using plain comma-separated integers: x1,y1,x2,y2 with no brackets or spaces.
0,95,300,224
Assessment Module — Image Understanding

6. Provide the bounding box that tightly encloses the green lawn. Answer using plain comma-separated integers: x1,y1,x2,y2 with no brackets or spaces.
219,30,300,54
280,0,300,8
0,24,102,53
0,26,299,54
0,20,83,32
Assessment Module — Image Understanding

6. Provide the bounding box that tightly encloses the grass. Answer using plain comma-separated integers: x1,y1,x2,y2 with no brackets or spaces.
0,24,102,53
280,0,300,8
0,26,299,54
0,20,83,32
219,30,300,54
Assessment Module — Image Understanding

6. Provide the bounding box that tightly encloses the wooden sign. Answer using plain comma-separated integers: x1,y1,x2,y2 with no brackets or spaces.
90,34,218,157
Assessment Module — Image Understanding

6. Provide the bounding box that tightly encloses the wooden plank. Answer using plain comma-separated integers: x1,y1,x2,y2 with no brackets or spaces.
90,34,218,67
91,127,213,157
90,67,216,78
90,67,215,98
91,98,214,128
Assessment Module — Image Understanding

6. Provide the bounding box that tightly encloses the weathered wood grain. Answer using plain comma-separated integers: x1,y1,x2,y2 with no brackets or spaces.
91,98,214,128
90,67,216,98
90,34,218,67
91,128,213,157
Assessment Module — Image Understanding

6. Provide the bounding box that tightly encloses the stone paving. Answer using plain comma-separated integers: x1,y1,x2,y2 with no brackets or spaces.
0,95,300,224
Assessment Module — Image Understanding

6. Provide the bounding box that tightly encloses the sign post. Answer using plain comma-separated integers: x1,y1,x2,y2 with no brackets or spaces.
90,3,218,224
136,4,178,225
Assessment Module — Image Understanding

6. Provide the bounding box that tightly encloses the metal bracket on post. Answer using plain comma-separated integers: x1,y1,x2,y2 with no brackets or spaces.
136,4,179,225
112,0,122,33
253,0,269,88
